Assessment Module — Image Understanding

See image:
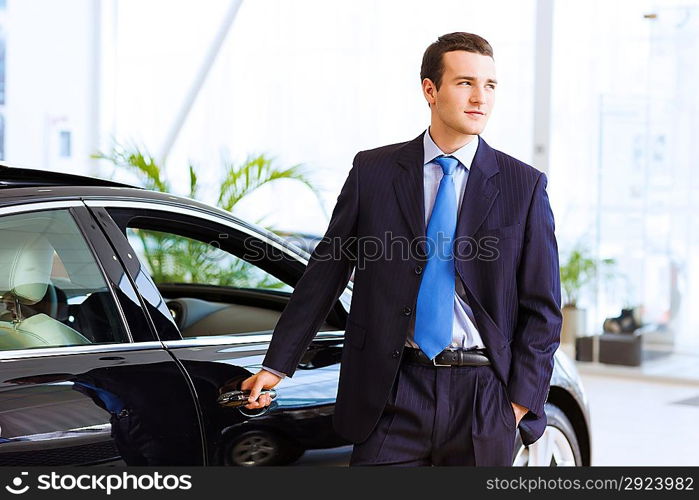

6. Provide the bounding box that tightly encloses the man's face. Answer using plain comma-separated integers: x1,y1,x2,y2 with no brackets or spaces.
423,50,497,137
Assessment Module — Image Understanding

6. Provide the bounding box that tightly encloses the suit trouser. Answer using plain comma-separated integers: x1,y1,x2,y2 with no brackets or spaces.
349,357,518,466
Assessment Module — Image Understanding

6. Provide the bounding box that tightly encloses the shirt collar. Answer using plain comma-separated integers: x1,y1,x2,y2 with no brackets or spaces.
422,127,479,170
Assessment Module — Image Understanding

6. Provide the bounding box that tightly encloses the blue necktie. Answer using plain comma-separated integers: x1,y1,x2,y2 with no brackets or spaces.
414,155,458,360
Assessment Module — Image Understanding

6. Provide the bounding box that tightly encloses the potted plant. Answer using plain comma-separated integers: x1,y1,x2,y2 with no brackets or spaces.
559,244,615,344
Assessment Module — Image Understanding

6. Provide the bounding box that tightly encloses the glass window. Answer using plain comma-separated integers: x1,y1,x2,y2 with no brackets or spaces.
550,2,699,355
122,227,322,338
0,210,129,350
0,114,4,162
126,228,292,292
59,130,71,158
0,27,5,107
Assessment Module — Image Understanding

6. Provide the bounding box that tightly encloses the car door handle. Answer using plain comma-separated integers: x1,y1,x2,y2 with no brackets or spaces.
217,389,277,408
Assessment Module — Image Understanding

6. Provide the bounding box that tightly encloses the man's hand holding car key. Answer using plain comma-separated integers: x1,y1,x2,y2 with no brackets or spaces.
218,388,277,407
239,369,282,409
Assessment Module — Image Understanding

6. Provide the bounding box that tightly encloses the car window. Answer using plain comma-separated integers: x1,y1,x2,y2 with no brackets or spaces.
126,228,293,292
0,210,129,350
120,226,342,338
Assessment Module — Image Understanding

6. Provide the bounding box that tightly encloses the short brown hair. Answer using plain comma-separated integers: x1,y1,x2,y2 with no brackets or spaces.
420,32,494,90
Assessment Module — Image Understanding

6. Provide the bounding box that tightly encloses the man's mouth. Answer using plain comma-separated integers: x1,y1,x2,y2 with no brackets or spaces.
465,111,485,115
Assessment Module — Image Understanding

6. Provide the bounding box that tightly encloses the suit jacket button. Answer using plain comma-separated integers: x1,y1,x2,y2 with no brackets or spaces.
402,305,412,316
392,350,400,359
414,265,423,275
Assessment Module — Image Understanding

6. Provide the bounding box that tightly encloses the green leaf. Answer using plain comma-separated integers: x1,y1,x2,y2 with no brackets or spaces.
188,164,198,199
94,141,169,193
217,153,324,215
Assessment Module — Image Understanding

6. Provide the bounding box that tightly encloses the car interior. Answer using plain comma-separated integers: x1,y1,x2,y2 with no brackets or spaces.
105,208,347,339
164,295,293,337
0,212,125,350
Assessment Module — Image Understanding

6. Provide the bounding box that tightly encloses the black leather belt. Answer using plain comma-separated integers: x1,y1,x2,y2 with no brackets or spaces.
403,346,490,366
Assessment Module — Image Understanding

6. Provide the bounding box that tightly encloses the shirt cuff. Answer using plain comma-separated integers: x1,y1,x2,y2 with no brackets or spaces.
262,365,287,379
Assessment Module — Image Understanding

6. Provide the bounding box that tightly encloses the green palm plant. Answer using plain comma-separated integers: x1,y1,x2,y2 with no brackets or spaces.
93,142,324,289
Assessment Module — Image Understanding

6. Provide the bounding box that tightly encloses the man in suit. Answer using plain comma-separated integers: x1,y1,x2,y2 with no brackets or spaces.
241,32,562,466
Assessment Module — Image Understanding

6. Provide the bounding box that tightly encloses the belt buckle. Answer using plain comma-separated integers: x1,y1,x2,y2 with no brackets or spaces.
431,350,453,367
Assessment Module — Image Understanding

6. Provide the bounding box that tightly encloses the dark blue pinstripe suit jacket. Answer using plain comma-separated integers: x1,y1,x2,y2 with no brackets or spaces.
263,131,562,446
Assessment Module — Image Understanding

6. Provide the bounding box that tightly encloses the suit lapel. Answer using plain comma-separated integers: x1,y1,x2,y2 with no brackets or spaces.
455,136,500,239
394,132,426,243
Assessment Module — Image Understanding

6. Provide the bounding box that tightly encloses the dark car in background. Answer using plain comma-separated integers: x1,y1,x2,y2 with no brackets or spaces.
0,165,592,466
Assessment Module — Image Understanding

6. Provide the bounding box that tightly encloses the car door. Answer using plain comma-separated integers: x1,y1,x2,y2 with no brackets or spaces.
86,200,350,465
0,202,204,465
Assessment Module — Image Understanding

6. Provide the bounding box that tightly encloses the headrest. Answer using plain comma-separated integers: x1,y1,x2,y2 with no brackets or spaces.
9,235,54,304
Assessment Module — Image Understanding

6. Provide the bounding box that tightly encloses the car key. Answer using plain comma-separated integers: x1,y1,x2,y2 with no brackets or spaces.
217,389,277,408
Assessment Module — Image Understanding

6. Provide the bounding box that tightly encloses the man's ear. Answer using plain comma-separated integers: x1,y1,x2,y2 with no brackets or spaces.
422,78,436,107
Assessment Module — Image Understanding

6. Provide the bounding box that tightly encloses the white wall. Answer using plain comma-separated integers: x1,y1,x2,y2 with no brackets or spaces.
4,0,101,174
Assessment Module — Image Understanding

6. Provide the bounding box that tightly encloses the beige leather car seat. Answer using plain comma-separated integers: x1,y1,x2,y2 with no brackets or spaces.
0,233,90,350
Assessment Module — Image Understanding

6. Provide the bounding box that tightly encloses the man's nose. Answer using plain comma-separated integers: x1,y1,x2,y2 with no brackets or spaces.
470,87,486,104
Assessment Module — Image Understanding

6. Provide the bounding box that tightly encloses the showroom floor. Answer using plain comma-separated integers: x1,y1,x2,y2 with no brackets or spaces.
295,366,699,466
579,372,699,465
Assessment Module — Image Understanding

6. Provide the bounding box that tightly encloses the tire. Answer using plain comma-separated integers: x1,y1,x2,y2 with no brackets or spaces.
512,402,582,466
225,430,304,466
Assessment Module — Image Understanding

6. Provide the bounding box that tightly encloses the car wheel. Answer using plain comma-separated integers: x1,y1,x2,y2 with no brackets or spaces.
226,430,304,466
512,402,582,466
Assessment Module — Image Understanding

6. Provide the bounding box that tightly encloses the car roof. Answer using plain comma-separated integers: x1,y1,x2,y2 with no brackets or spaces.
0,164,138,189
0,164,222,213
